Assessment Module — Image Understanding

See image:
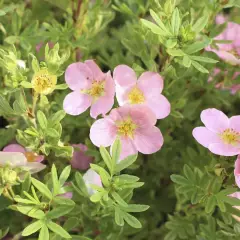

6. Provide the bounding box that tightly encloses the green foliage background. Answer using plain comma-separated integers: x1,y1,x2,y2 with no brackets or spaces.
0,0,240,239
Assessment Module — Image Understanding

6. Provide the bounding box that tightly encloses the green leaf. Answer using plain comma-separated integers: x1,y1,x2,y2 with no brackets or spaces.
182,55,191,68
167,49,185,56
55,84,68,90
99,146,114,175
115,154,138,173
189,56,218,63
192,14,209,33
141,19,167,36
30,54,40,72
120,204,150,212
112,192,128,207
184,40,211,54
115,207,124,226
50,110,66,124
47,221,71,239
39,225,49,240
0,95,14,115
111,138,121,163
46,205,75,219
99,168,110,187
171,8,180,36
183,165,195,181
63,217,79,231
22,220,42,236
170,174,189,185
191,60,209,73
43,0,69,11
59,166,71,187
122,212,142,228
46,128,60,138
75,172,88,196
21,81,33,88
205,196,216,214
51,164,60,196
31,178,52,200
37,111,48,129
90,191,104,202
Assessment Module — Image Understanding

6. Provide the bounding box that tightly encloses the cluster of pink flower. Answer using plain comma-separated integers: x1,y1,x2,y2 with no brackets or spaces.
206,15,240,94
193,108,240,202
63,60,171,161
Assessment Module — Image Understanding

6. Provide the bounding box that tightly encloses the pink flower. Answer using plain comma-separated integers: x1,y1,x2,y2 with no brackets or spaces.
113,65,170,119
71,144,93,170
63,60,115,119
206,15,240,65
90,105,164,160
235,155,240,188
83,169,102,196
192,108,240,156
3,144,45,163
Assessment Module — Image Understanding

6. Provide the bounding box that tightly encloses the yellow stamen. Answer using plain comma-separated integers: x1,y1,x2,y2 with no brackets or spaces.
32,69,57,95
117,117,137,138
82,80,105,101
220,128,240,145
128,87,145,104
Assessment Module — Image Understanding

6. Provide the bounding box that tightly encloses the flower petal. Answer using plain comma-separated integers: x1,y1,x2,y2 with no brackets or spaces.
71,144,93,170
63,91,91,116
138,71,164,94
23,162,46,174
35,155,45,162
209,142,240,156
133,126,163,154
230,116,240,133
119,137,138,161
85,60,105,81
113,65,137,89
200,108,229,133
145,94,171,119
90,72,115,119
90,118,116,147
192,127,221,148
83,169,103,196
3,144,26,153
0,152,27,166
65,62,93,91
234,156,240,188
115,85,129,106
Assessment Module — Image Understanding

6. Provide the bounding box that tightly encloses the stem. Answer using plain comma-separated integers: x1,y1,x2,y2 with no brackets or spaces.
3,188,13,201
32,92,39,117
9,187,15,198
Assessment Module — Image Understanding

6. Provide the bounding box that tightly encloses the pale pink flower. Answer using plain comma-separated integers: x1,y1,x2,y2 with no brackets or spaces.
235,155,240,188
206,15,240,65
90,105,164,160
113,65,170,119
71,144,93,170
0,152,45,174
83,169,102,196
63,60,115,119
192,108,240,156
3,144,45,163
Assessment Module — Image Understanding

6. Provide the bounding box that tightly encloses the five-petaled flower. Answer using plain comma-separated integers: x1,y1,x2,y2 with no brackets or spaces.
193,108,240,156
90,105,164,160
113,65,170,119
63,60,115,119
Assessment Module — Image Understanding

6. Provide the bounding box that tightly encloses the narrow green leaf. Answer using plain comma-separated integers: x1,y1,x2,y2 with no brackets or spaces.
122,212,142,228
170,174,189,185
115,154,138,173
39,225,49,240
191,61,209,73
100,146,114,174
47,222,71,239
37,111,48,129
205,196,216,214
171,8,180,36
22,220,42,236
46,205,74,219
182,55,191,68
192,14,209,33
51,164,60,196
59,166,71,187
167,48,185,56
111,138,121,163
189,55,218,63
141,19,167,36
121,204,150,212
112,192,128,207
75,172,88,196
20,81,33,88
31,178,52,200
115,207,124,226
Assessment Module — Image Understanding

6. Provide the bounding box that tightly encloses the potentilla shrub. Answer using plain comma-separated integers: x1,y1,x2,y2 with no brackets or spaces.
0,0,240,239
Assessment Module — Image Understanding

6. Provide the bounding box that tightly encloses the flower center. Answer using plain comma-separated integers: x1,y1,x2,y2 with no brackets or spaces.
220,128,240,145
32,69,57,95
117,117,137,138
128,87,145,104
25,152,38,162
83,80,105,100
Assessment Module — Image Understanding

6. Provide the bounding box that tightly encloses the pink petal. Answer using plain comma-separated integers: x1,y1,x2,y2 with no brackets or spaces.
119,137,138,161
129,105,157,127
113,65,137,89
63,91,91,116
235,156,240,188
35,155,45,162
229,116,240,132
200,108,229,133
213,50,240,65
133,126,163,154
216,15,226,24
90,72,115,119
144,94,171,119
60,192,73,199
208,142,240,156
71,144,93,170
85,60,105,81
138,71,164,94
192,127,221,148
65,62,93,91
3,144,26,153
22,162,46,174
115,85,129,106
90,118,117,147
